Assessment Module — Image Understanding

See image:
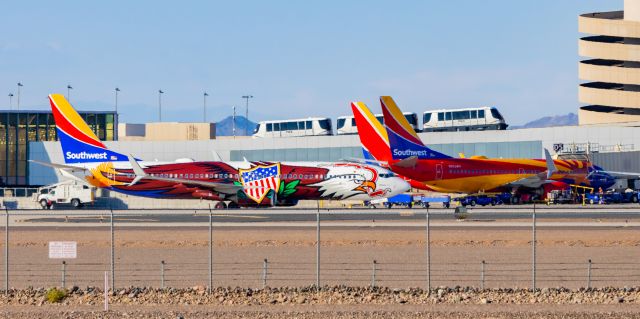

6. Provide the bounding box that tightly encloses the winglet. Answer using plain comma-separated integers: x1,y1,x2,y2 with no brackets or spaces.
544,148,557,179
127,154,146,186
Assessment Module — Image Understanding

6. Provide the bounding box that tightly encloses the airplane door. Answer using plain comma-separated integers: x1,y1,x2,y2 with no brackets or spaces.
436,163,443,180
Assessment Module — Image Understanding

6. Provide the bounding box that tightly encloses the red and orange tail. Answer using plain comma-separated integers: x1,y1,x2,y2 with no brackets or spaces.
350,101,391,162
49,94,127,164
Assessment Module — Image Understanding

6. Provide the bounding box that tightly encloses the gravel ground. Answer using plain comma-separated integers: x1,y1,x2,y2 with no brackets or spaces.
3,286,640,318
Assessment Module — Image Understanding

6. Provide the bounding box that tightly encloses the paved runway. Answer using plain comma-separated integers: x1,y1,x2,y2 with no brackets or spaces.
3,205,640,228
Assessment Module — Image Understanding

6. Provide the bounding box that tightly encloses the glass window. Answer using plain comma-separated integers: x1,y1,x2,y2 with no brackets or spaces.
351,118,356,126
437,113,444,121
319,119,330,130
423,113,432,123
337,118,346,129
445,112,452,121
404,114,416,125
266,123,272,132
375,116,384,125
298,121,305,130
306,121,311,129
470,110,477,119
286,122,297,130
490,108,504,120
478,110,485,118
274,123,280,131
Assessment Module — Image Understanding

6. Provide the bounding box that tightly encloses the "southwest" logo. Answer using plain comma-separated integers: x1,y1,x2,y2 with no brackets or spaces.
65,151,108,160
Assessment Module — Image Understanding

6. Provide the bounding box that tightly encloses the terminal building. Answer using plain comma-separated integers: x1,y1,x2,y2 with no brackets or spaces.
15,2,640,192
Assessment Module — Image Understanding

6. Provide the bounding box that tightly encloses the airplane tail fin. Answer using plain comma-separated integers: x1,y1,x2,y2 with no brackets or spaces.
350,101,392,162
49,94,127,164
379,96,451,160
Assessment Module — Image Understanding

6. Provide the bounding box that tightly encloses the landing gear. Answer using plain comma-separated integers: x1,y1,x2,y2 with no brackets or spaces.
227,202,240,209
214,201,227,209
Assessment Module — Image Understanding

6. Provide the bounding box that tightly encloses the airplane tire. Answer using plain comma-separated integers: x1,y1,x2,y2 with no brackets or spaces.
214,202,227,209
228,202,240,209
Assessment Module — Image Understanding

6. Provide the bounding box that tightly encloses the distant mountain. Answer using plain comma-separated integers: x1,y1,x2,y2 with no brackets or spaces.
510,113,578,129
215,115,258,136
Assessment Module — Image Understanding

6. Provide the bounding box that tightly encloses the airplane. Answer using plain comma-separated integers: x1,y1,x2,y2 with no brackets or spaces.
32,94,410,208
351,96,600,194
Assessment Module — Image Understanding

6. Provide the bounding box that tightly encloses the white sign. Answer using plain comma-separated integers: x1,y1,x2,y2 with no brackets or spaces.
49,241,77,259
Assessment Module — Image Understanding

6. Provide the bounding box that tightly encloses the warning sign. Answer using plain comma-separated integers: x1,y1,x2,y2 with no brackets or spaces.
49,241,77,259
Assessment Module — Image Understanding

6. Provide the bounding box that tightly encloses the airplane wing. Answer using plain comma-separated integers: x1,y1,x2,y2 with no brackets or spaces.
29,160,89,172
505,148,558,189
127,155,244,194
392,156,418,168
591,170,640,178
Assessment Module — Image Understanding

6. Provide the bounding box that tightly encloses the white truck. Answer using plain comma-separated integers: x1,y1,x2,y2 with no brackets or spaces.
36,181,95,209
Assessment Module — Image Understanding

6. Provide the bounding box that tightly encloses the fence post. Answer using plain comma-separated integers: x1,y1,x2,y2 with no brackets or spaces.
109,208,115,291
161,260,165,289
208,209,213,294
262,258,268,288
316,209,320,287
61,261,66,288
4,207,8,294
481,260,485,290
587,259,592,289
531,203,536,291
371,260,377,287
426,208,431,292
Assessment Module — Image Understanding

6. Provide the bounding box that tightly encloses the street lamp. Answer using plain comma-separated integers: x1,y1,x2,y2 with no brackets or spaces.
203,92,209,122
242,95,253,135
113,87,120,140
115,87,120,113
8,93,13,110
16,82,22,110
158,90,164,121
67,84,73,102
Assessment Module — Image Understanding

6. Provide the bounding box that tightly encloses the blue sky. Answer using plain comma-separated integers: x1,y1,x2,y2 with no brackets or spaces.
0,1,622,125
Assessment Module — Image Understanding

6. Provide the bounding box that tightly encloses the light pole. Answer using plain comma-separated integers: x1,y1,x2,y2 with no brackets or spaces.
203,92,208,122
242,95,253,135
115,88,120,113
158,90,164,121
8,93,13,110
16,82,22,110
115,88,120,140
67,85,73,102
232,106,236,139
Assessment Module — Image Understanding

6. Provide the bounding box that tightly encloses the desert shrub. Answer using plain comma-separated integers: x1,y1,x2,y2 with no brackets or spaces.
46,287,67,303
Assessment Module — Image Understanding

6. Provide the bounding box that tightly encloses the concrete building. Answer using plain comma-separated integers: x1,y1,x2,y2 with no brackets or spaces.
579,0,640,124
118,122,215,141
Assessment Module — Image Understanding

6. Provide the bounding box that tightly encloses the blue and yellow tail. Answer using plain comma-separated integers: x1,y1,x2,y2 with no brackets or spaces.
49,94,127,164
379,96,450,160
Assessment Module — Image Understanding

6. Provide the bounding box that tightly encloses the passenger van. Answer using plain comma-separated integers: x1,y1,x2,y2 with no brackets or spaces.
337,112,419,135
253,118,332,138
422,107,507,132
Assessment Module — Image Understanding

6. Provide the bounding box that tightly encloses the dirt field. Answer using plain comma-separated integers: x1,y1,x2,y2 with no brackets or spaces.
2,226,640,289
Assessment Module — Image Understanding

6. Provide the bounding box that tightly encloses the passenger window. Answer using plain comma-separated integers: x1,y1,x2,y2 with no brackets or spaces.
267,123,272,132
423,113,431,123
437,113,444,121
478,110,485,118
471,110,477,119
306,121,312,129
299,121,305,130
274,123,280,131
445,112,452,121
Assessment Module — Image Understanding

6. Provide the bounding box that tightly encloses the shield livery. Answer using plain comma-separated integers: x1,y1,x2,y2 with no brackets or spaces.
239,163,281,203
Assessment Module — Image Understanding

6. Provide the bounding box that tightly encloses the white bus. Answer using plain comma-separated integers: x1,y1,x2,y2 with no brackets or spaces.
252,117,332,138
422,107,507,132
337,112,419,135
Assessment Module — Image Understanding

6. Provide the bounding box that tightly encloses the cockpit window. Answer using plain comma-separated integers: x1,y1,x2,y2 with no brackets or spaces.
379,173,395,178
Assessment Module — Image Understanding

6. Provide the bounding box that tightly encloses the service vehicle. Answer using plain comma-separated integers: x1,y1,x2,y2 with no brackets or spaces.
36,181,95,209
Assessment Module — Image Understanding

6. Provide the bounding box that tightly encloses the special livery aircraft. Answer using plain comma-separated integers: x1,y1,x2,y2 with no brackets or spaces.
33,94,409,208
350,96,605,194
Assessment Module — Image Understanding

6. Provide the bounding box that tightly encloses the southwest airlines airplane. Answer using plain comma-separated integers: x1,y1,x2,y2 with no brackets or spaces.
32,94,409,208
351,96,595,194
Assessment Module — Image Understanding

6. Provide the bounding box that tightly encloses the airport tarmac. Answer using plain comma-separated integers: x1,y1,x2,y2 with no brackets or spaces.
3,205,640,228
